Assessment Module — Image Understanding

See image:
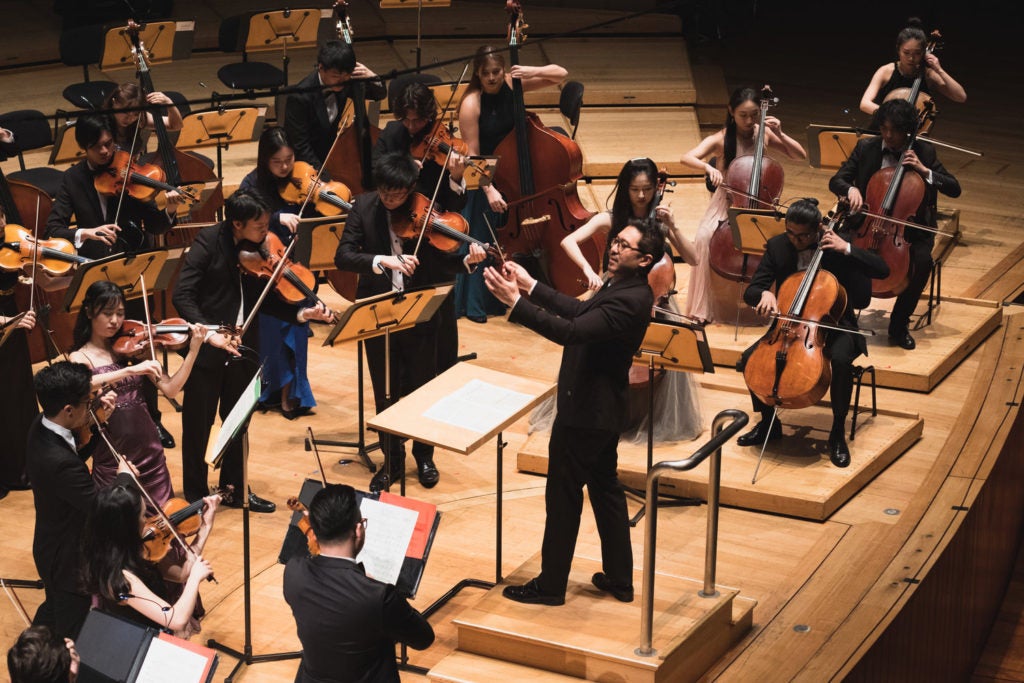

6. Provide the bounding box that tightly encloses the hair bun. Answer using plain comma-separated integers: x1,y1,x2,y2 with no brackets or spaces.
804,197,819,207
905,16,923,28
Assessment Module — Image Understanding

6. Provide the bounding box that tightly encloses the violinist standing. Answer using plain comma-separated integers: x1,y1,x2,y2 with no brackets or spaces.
735,199,889,467
172,191,333,510
68,280,206,504
25,361,129,638
455,45,567,323
334,153,486,492
859,18,967,116
483,220,662,606
828,99,961,350
239,127,320,419
375,81,468,372
285,40,387,174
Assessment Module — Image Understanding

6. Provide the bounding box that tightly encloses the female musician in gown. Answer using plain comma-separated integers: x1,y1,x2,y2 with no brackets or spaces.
858,18,966,117
81,481,217,638
103,82,184,153
679,87,806,324
454,45,567,323
68,280,206,505
239,126,318,419
556,157,702,443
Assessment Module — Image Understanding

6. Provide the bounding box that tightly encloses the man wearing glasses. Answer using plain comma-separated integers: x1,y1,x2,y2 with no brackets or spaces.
734,198,889,467
483,219,664,606
283,484,434,682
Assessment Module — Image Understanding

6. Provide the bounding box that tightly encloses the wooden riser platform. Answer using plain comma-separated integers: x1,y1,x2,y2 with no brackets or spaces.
706,298,1002,393
439,555,754,683
517,383,923,520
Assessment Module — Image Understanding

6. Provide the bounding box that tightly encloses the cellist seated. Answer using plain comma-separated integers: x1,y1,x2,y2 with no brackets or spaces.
734,199,888,468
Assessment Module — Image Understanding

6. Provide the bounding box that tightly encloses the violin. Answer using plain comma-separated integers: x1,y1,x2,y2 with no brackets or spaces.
93,148,200,207
392,192,504,260
1,225,90,276
142,488,231,562
238,231,334,311
76,386,114,449
743,204,849,410
883,29,943,134
112,318,191,357
410,120,470,169
711,85,783,283
287,497,321,557
279,160,354,216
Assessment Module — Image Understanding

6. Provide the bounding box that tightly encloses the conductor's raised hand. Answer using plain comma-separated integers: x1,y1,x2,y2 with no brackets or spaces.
482,265,519,307
502,260,536,291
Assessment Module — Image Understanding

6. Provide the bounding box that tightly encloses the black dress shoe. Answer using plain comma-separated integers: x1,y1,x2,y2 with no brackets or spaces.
889,330,916,350
736,419,782,447
156,421,176,449
467,315,487,324
224,491,277,513
828,432,851,468
591,572,634,602
502,578,564,606
416,459,439,488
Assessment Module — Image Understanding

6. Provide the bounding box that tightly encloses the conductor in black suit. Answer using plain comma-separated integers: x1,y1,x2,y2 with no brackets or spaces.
26,361,132,638
172,190,334,510
283,483,434,683
285,40,387,173
484,219,663,606
734,199,890,467
828,98,961,350
334,153,486,493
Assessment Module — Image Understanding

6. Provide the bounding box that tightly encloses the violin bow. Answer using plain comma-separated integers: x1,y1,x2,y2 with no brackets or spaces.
27,194,40,313
410,142,456,259
136,272,158,363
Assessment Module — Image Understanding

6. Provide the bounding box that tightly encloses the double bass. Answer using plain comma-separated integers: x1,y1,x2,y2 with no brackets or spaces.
491,1,599,297
710,85,783,283
883,29,943,135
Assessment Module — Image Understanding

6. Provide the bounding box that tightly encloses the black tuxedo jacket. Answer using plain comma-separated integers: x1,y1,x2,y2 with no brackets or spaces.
25,416,130,593
45,159,174,260
373,121,467,213
172,222,301,369
510,275,653,433
285,70,387,171
828,136,960,241
743,232,890,328
334,192,468,317
283,554,433,683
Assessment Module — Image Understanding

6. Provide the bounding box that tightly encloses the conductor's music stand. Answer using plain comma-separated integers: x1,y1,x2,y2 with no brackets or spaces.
176,106,266,183
806,124,871,169
626,319,714,524
62,249,169,313
322,284,453,488
204,369,303,681
379,0,451,71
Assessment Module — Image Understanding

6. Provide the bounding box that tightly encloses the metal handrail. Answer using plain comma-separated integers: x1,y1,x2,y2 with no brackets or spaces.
636,409,749,657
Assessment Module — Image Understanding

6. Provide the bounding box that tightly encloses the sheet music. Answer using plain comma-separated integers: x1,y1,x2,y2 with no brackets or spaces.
357,498,418,585
135,637,209,683
422,379,534,433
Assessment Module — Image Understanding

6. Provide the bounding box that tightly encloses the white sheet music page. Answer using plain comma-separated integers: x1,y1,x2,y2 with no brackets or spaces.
422,378,534,433
135,637,208,683
356,498,418,585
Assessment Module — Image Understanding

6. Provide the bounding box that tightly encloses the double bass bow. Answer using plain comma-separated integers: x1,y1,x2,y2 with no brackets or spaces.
491,1,598,297
710,85,783,283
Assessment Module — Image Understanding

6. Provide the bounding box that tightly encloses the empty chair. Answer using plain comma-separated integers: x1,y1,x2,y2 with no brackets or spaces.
549,80,584,140
217,12,292,95
0,110,65,198
59,25,118,110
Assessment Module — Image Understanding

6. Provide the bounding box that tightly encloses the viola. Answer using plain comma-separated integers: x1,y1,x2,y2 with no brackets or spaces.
112,318,191,357
711,85,783,283
279,160,354,216
93,149,201,208
883,29,944,134
1,225,90,276
142,488,231,562
409,120,470,168
743,205,848,410
76,386,114,449
238,231,333,311
287,497,321,557
392,192,501,261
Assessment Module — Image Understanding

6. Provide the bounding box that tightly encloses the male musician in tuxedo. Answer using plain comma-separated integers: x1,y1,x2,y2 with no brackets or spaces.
44,113,179,449
828,98,961,350
172,190,333,511
334,153,486,492
375,79,469,373
26,361,131,638
285,39,387,174
734,199,889,467
483,219,663,605
283,483,434,682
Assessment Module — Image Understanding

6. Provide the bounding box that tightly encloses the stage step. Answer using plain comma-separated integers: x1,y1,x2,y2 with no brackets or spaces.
449,555,754,683
429,652,585,682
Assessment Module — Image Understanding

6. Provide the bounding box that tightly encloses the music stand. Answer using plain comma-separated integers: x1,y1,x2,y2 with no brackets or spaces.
100,20,195,72
428,82,468,125
626,319,714,524
204,369,303,681
379,0,452,70
176,106,266,182
239,9,322,85
62,249,168,313
806,124,871,169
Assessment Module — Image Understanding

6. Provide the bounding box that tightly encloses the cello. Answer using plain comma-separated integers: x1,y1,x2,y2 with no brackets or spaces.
710,85,783,283
491,1,598,297
883,29,943,135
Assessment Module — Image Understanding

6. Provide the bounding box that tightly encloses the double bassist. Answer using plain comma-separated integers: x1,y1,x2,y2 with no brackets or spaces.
734,199,889,467
828,98,961,350
103,82,183,156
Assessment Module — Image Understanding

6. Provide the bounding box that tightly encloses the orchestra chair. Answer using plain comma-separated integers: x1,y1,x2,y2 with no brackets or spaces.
0,109,66,197
849,364,877,441
550,79,584,140
59,25,118,110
